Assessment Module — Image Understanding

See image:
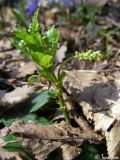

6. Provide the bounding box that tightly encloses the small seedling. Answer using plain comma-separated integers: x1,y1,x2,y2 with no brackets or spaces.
12,9,102,125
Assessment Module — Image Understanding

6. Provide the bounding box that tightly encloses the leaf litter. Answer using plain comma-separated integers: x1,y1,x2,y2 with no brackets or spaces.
0,0,120,159
64,70,120,158
0,121,84,160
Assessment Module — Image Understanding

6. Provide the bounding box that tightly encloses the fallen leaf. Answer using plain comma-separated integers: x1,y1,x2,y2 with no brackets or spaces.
16,62,37,78
61,144,81,160
87,0,109,7
6,121,84,160
58,27,79,42
0,148,22,160
0,85,38,113
64,70,120,158
56,45,67,63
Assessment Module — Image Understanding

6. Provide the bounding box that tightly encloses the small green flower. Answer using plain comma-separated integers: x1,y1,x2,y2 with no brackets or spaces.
75,50,102,61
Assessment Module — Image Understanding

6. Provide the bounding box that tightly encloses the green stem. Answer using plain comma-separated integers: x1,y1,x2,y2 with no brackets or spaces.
51,71,71,125
58,56,75,78
100,30,109,62
57,91,71,125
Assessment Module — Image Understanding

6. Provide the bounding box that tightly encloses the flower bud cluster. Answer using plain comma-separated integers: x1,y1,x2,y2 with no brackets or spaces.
75,50,102,61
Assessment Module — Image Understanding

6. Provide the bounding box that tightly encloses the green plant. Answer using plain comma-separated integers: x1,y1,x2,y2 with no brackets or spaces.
2,134,34,159
100,28,119,62
70,3,100,25
12,9,102,125
12,0,29,28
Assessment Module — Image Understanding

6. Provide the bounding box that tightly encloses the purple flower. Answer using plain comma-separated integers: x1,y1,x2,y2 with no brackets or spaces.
26,0,39,16
18,0,83,18
65,0,74,6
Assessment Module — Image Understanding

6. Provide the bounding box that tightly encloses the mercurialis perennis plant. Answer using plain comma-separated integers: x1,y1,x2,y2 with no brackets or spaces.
12,9,102,125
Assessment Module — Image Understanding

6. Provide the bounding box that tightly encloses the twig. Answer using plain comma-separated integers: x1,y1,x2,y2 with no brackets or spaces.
12,132,99,142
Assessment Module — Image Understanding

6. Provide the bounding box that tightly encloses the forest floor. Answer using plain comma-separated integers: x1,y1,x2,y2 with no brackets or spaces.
0,1,120,160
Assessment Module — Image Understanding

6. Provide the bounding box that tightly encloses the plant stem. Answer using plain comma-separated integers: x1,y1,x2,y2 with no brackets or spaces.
51,71,71,125
57,89,71,125
58,56,75,78
56,56,78,125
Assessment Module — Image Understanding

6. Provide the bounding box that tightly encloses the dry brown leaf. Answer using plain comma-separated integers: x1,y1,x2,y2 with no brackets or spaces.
56,45,67,63
16,62,37,78
64,70,120,158
23,139,61,160
0,39,12,51
94,100,120,158
106,121,120,158
0,148,22,160
7,121,83,160
0,85,37,112
61,144,81,160
87,0,109,7
58,27,79,43
0,90,6,100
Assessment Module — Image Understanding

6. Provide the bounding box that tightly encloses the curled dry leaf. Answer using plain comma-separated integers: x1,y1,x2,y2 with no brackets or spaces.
64,70,120,158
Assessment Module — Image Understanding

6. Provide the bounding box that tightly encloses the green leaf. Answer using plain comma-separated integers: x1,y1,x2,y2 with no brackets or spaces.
28,90,53,113
39,117,52,125
3,134,17,142
13,27,35,46
40,54,53,68
28,9,43,51
12,10,59,69
78,143,101,160
28,75,38,85
39,69,55,82
3,143,23,151
44,26,59,57
1,112,38,127
28,9,40,34
11,38,29,55
3,134,23,152
58,71,66,81
31,51,53,68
